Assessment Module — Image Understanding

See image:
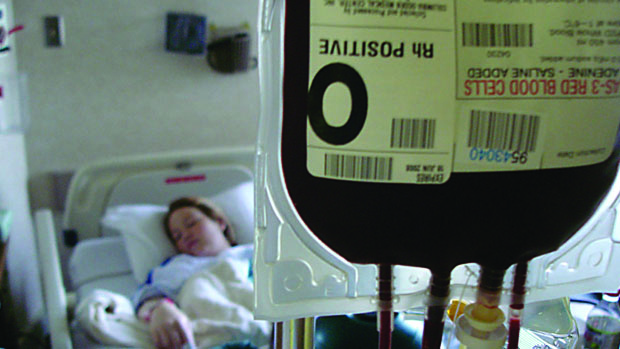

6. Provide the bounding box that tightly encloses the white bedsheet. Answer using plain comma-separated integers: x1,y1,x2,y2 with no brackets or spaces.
76,257,271,348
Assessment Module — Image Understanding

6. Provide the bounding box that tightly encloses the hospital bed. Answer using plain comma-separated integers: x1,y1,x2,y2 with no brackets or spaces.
35,147,259,349
34,145,620,349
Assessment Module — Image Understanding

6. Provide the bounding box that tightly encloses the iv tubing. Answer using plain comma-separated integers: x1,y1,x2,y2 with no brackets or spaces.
378,264,394,349
476,266,505,308
507,261,528,349
422,272,451,349
273,322,284,349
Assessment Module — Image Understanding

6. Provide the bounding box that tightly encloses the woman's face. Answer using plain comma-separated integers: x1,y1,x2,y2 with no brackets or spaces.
167,206,231,257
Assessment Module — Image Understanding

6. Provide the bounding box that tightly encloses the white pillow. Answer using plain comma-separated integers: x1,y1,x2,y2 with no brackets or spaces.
101,204,176,282
209,182,254,245
101,181,254,283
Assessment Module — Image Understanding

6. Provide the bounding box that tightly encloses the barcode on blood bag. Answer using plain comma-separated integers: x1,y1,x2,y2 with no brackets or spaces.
462,23,533,47
324,154,393,180
390,118,436,149
468,110,540,153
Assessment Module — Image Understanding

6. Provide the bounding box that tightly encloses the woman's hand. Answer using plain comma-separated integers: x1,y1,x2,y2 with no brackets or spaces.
147,300,195,349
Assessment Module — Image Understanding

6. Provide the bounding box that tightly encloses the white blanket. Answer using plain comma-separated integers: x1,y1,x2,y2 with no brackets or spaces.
76,257,271,348
75,289,154,348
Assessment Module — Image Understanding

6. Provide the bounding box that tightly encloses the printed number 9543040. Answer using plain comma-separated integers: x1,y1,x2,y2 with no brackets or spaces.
469,147,528,164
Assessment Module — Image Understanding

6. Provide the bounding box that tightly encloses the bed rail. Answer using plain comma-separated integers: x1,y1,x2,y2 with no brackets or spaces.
63,146,255,242
35,209,73,349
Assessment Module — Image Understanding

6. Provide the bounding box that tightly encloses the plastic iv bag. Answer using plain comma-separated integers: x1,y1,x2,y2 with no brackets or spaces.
254,0,620,321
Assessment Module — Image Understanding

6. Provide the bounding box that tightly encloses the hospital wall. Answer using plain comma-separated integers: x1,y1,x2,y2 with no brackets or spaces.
8,0,259,341
15,0,260,210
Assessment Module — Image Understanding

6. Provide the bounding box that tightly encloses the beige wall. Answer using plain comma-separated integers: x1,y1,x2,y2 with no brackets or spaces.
14,0,260,209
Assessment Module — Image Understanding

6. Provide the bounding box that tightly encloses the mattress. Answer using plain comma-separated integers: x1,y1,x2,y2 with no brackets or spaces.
68,236,139,300
68,236,141,348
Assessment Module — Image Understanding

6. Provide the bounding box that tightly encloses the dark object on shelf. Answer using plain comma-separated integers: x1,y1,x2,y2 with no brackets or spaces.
207,33,254,73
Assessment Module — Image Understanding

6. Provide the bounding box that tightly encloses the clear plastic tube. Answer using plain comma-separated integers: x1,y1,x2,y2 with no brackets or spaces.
507,262,528,349
377,264,394,349
422,272,451,349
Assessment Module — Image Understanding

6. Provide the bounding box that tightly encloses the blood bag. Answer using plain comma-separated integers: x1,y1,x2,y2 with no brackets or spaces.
254,0,620,320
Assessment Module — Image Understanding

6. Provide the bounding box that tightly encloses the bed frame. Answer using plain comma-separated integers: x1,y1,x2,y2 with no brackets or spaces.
35,146,255,349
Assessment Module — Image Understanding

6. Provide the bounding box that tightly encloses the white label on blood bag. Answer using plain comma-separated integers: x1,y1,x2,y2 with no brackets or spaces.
306,0,620,183
453,0,620,172
307,1,455,184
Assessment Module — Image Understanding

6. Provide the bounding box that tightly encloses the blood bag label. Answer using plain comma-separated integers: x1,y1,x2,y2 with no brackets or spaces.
306,0,620,183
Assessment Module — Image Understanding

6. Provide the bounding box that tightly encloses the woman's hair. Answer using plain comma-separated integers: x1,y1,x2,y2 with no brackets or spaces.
163,197,238,246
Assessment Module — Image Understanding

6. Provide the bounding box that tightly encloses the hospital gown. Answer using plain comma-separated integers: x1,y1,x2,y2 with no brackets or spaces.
132,244,263,349
132,243,254,310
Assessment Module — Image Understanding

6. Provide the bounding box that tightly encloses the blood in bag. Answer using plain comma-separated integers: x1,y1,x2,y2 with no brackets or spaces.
278,0,620,274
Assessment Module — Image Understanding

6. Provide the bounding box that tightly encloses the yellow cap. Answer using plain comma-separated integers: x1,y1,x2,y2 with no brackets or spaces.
465,303,505,331
447,299,468,322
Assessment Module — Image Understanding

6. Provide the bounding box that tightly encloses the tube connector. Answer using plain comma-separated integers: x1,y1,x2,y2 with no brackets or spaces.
454,266,508,349
377,264,394,313
455,303,507,349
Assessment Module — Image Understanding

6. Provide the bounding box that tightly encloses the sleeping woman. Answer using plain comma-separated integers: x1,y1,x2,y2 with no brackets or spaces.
132,197,270,349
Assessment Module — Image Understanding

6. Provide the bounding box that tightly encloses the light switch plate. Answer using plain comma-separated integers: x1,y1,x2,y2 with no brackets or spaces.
44,16,63,47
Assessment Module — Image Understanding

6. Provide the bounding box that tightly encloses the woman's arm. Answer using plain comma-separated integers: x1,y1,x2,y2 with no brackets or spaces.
133,254,211,312
138,297,195,349
132,256,188,313
136,297,172,322
132,255,199,348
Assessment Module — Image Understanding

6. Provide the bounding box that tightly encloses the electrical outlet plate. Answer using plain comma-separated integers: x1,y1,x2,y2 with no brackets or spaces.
44,16,63,47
